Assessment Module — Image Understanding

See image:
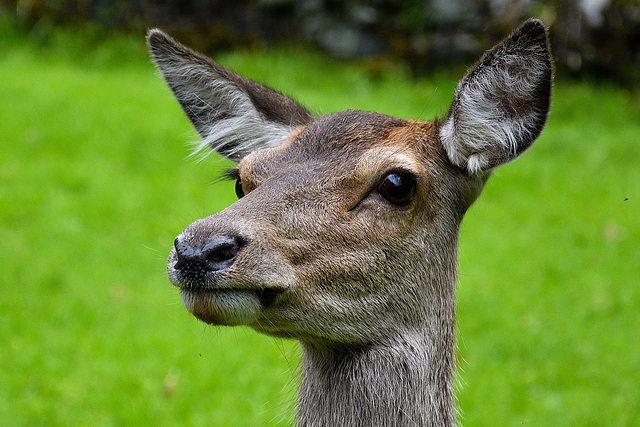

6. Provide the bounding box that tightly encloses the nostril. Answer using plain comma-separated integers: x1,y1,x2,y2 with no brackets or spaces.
204,242,237,263
173,237,193,273
174,237,186,258
202,236,246,270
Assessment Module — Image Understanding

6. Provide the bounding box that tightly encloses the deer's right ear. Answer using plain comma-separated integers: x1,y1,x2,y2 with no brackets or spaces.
147,29,313,162
439,19,552,175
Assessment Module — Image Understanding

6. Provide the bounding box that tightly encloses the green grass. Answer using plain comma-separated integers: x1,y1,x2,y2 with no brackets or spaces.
1,21,639,425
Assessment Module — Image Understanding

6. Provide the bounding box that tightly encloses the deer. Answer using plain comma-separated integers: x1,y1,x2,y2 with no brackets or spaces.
148,18,552,426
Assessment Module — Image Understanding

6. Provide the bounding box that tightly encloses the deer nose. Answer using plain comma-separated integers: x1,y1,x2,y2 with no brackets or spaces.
173,235,246,274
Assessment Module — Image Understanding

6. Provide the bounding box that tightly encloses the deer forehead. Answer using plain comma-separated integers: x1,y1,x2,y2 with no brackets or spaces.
238,111,438,189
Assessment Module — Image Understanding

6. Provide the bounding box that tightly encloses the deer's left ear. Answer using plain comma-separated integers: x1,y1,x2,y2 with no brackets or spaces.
439,19,553,174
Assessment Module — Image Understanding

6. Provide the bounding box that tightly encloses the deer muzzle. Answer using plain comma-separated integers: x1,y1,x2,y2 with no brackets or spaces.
167,222,293,326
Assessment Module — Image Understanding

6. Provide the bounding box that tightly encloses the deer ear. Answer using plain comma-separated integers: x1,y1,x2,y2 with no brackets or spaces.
147,30,313,163
439,19,552,174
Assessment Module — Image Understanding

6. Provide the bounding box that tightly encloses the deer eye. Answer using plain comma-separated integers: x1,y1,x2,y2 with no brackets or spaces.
378,172,416,206
235,178,245,199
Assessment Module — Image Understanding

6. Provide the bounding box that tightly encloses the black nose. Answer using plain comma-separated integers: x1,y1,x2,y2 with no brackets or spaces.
173,235,246,277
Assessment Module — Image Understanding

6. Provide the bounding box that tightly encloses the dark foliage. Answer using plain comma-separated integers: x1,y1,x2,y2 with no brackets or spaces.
2,0,638,87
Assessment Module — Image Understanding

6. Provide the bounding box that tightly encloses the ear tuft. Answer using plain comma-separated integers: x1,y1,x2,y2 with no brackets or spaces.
439,19,552,174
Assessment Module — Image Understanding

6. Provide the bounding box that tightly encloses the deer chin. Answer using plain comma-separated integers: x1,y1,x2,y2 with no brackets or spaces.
180,288,282,326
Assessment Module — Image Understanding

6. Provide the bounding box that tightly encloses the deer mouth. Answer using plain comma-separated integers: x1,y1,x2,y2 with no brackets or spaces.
178,287,284,326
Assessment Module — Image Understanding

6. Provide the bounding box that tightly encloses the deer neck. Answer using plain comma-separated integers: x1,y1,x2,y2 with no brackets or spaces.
296,281,457,426
294,219,460,426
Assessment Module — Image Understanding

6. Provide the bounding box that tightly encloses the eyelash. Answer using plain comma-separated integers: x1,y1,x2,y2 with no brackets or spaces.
221,168,240,181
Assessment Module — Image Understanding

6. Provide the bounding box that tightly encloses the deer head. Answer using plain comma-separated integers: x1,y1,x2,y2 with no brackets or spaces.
149,19,552,351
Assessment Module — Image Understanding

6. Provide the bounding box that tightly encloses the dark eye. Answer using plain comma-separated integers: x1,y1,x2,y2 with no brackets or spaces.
378,173,416,206
235,178,245,199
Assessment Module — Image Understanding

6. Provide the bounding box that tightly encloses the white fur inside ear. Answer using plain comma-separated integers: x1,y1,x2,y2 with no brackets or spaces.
466,153,489,174
188,78,293,162
440,41,549,174
154,51,293,162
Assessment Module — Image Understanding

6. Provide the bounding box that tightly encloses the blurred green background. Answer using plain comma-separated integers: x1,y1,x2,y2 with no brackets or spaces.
1,2,639,425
